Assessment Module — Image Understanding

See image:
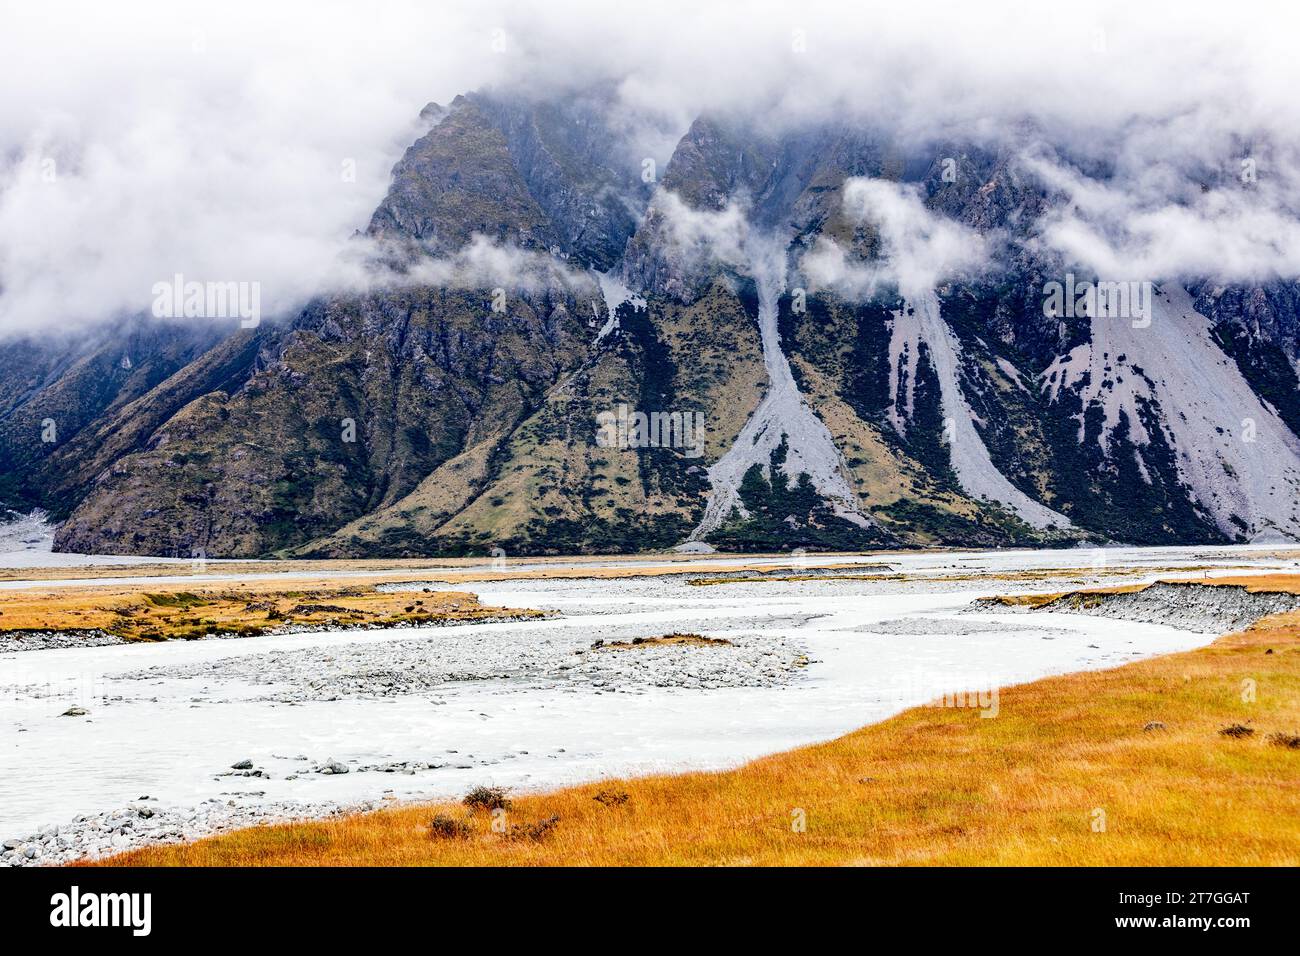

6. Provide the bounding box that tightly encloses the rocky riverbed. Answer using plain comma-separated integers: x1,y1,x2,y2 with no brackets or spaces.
980,581,1300,633
2,616,812,864
0,630,129,653
1,795,383,867
94,620,810,704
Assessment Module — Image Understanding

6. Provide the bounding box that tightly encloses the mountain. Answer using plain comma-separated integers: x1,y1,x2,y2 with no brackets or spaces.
4,89,1300,557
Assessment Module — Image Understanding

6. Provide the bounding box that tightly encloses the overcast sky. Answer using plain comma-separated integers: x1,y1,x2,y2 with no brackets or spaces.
2,0,1298,336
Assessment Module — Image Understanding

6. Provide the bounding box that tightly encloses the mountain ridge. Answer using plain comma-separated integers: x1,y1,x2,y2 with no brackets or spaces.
3,88,1299,557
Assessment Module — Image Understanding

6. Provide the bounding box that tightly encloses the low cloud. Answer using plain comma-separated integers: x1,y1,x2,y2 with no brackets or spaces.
651,191,751,270
1,0,1298,336
1023,150,1300,283
802,179,990,298
361,235,595,296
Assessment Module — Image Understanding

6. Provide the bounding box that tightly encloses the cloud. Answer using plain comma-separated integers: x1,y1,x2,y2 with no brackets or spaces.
1021,149,1300,283
362,235,595,295
1,0,1298,335
0,0,508,336
802,179,990,298
651,192,751,269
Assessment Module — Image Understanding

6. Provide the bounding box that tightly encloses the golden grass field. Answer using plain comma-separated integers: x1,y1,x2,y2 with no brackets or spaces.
97,574,1300,867
0,579,541,643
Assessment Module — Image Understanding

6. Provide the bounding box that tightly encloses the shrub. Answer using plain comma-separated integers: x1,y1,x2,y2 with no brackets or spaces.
509,815,560,842
463,786,512,812
428,814,472,840
144,591,204,608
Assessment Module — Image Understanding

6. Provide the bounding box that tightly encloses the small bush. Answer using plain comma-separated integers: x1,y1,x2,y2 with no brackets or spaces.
509,815,560,842
593,789,629,807
1266,731,1300,750
1218,724,1254,739
428,813,472,840
144,591,204,608
463,786,512,812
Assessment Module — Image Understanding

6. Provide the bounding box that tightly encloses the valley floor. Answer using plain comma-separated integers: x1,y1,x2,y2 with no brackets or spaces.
0,544,1297,866
102,580,1300,866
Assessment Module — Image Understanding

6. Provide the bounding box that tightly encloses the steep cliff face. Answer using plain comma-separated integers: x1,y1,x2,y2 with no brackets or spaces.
470,91,648,270
53,284,593,556
366,97,558,253
0,320,232,515
5,89,1300,557
291,272,768,558
367,91,647,268
43,91,654,558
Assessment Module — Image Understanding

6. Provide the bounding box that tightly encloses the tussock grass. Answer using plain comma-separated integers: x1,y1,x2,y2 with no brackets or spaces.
427,814,473,840
99,575,1300,867
462,787,512,813
592,633,730,650
0,581,539,644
